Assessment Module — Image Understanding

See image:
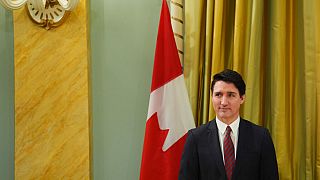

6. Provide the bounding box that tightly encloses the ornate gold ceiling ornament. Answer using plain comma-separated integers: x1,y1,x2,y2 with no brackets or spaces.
0,0,78,30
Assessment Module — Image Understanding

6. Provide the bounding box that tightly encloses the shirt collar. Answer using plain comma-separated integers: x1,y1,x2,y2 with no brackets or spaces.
216,116,240,135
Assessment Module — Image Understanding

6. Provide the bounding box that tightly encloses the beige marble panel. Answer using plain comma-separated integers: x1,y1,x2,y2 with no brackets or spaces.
13,0,91,179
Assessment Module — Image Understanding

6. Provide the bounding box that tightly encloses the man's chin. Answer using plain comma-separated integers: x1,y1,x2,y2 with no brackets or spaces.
218,112,229,117
217,113,232,120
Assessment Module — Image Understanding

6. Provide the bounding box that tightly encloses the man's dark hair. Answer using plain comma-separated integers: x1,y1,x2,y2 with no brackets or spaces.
210,69,246,96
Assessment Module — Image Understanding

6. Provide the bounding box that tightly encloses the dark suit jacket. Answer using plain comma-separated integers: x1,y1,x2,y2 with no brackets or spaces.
179,118,279,180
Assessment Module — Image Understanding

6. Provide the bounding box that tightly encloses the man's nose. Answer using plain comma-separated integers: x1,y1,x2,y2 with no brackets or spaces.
221,96,228,105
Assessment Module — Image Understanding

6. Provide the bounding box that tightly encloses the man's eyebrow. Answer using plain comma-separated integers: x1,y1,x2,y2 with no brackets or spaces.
213,91,237,94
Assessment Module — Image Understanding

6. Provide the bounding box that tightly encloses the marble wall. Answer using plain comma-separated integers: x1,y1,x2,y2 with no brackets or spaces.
13,0,91,178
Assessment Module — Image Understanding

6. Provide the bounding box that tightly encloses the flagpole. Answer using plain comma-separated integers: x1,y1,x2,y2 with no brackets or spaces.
170,0,184,67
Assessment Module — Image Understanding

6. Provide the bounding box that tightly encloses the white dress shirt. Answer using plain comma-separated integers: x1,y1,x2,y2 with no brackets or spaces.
216,116,240,164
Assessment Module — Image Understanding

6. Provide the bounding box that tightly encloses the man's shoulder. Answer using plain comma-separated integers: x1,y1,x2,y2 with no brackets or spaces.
189,120,215,135
240,118,260,127
240,118,269,135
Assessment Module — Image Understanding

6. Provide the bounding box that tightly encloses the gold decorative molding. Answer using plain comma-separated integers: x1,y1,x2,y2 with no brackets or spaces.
26,0,70,30
0,0,78,30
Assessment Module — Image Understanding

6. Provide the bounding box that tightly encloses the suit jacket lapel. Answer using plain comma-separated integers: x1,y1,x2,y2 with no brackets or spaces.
232,119,249,178
208,120,226,178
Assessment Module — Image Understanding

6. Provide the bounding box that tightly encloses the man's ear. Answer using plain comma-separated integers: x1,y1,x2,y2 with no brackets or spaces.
240,95,245,104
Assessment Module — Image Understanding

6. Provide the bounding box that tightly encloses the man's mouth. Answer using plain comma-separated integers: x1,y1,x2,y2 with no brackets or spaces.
219,108,230,111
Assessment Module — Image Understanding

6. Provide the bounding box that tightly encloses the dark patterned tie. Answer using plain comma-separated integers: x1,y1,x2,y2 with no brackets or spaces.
224,126,235,180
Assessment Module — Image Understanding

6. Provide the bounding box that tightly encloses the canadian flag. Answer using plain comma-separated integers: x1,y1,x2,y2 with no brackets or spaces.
139,0,195,179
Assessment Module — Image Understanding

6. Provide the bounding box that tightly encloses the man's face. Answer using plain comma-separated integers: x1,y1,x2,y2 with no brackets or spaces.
212,81,245,124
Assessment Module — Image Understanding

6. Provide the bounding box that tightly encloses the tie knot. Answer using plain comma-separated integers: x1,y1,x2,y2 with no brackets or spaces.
226,126,232,135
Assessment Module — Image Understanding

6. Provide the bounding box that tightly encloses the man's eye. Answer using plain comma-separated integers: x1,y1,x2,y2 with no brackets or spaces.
214,93,221,97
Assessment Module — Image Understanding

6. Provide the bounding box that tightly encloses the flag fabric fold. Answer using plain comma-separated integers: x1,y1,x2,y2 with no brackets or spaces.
140,0,195,179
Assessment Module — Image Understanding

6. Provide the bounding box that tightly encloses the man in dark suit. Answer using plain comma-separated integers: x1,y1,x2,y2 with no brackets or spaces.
179,69,279,180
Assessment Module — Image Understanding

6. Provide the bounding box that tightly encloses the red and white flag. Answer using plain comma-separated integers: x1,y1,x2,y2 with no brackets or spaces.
139,0,195,179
